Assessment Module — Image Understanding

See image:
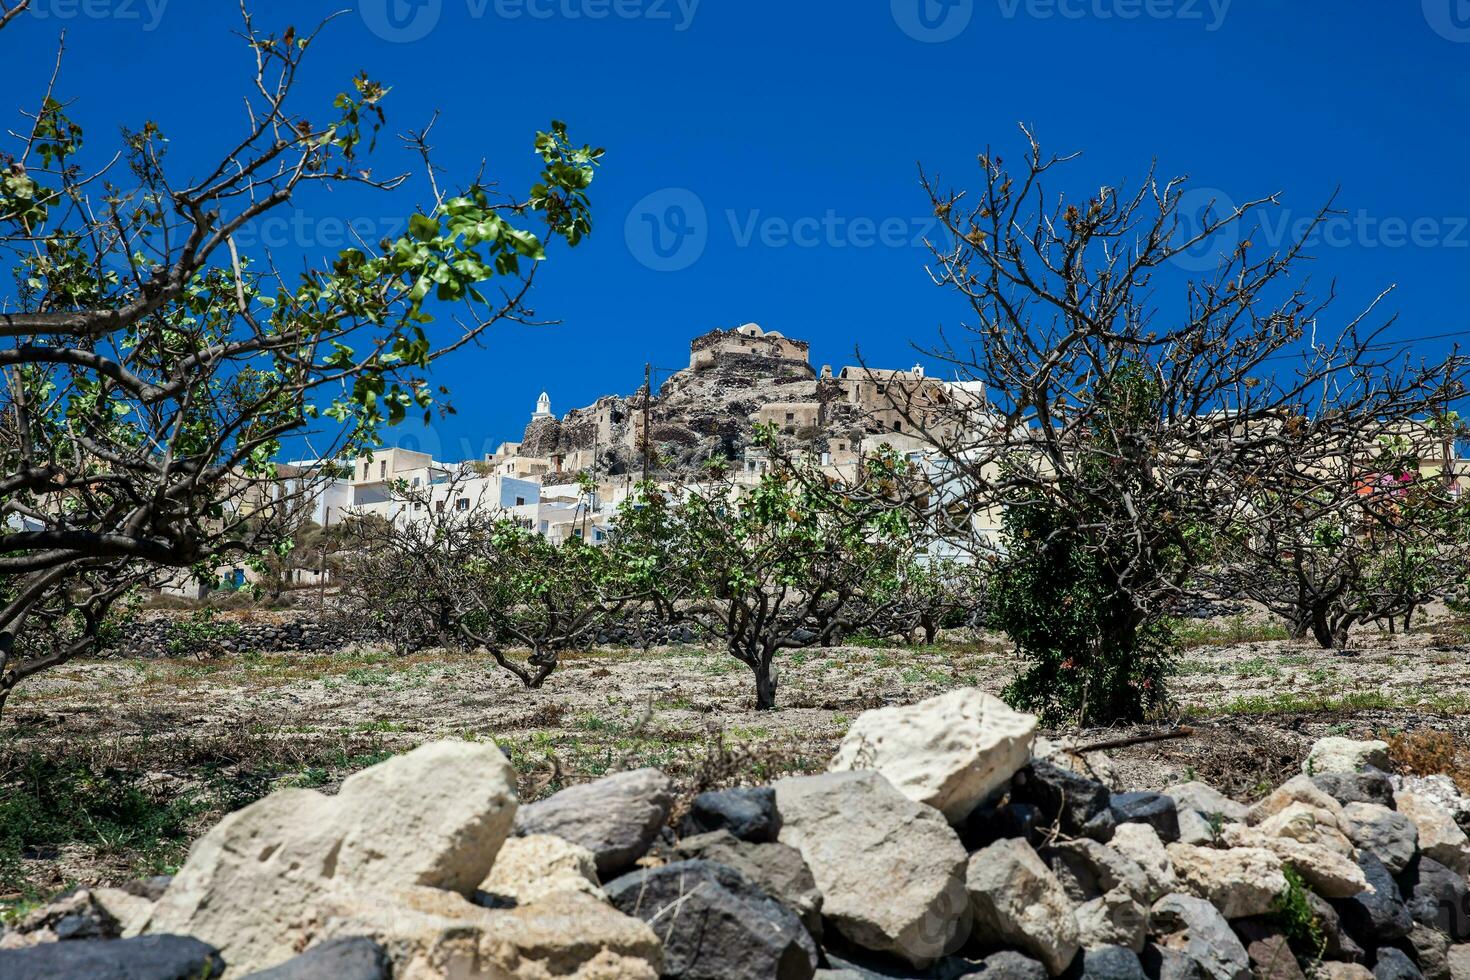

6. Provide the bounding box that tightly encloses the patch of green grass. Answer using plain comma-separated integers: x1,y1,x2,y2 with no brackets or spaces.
1235,656,1280,679
354,719,405,733
1172,615,1291,649
344,667,394,687
0,755,205,903
1205,690,1397,716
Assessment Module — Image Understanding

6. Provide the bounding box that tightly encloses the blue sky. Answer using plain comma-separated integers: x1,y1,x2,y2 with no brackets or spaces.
8,0,1470,460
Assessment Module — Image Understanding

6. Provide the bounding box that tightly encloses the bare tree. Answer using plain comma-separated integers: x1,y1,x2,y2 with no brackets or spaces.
897,127,1466,719
1214,421,1469,648
0,7,602,715
338,476,634,687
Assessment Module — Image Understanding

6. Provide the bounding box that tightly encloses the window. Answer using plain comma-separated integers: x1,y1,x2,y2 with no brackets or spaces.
379,461,387,478
435,501,446,513
893,420,902,432
785,412,794,422
515,496,526,507
456,498,469,512
837,442,846,452
412,477,421,488
412,501,423,511
363,462,370,480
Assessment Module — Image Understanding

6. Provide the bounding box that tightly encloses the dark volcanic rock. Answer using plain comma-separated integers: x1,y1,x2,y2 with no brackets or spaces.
1110,793,1180,843
1011,760,1115,841
672,829,823,938
1079,946,1147,980
607,859,818,980
1400,855,1470,941
959,802,1045,851
1372,947,1425,980
1335,852,1414,946
240,938,391,980
514,767,673,878
1312,768,1396,809
681,786,779,842
0,935,224,980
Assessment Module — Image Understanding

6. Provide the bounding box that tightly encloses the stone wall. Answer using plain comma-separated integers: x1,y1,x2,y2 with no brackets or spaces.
102,614,382,659
100,610,697,659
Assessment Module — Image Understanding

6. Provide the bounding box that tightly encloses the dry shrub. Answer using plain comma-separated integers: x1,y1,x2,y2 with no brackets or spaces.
663,726,821,830
1385,730,1470,794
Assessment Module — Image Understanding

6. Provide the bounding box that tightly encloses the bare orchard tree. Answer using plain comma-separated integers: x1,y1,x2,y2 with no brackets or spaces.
1214,421,1470,649
0,6,601,715
337,476,635,687
892,127,1466,720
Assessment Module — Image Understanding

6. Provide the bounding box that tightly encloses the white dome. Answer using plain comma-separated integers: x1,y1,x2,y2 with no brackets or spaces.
736,323,764,337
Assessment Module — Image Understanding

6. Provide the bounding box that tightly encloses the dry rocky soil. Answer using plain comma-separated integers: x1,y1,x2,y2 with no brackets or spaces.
4,605,1470,912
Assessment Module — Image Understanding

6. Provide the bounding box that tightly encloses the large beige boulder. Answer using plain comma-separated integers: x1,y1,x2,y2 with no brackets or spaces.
1167,781,1249,846
1255,801,1353,853
1304,737,1390,776
1166,844,1285,919
967,838,1080,974
1075,887,1148,953
829,688,1036,823
1221,825,1367,899
1398,790,1470,875
317,885,662,980
145,741,519,974
1110,824,1178,901
774,771,969,967
1247,775,1345,827
480,835,605,906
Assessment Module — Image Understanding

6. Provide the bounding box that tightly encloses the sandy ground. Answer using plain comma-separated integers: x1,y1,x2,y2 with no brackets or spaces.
4,609,1470,900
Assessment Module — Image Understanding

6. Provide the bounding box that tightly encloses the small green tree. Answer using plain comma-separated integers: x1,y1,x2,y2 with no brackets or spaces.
991,496,1175,725
625,432,919,710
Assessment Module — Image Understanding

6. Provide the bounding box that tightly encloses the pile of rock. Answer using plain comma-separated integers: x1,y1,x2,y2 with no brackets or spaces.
5,689,1470,979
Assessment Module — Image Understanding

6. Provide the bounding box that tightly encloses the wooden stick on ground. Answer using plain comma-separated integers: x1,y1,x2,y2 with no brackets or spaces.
1070,726,1196,754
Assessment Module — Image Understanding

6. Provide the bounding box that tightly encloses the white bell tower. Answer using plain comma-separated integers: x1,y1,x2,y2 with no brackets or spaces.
533,391,552,419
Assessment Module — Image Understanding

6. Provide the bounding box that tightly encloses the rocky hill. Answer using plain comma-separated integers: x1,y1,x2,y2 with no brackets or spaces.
518,323,875,476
